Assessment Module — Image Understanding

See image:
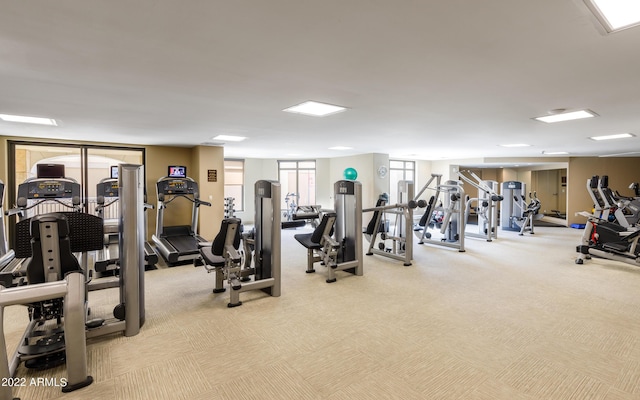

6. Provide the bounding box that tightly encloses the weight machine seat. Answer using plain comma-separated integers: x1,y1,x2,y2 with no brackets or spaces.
27,213,82,285
199,218,242,267
294,213,336,250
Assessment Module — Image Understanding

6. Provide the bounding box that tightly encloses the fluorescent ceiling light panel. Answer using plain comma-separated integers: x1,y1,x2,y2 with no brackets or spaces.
212,135,246,142
599,151,640,157
585,0,640,32
534,110,596,123
542,151,569,155
328,146,353,150
0,113,57,126
499,144,531,148
283,101,346,117
589,133,635,141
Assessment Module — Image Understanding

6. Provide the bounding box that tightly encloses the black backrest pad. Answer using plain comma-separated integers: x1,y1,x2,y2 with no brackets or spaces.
15,212,104,258
27,213,82,284
365,199,385,235
212,218,241,256
311,213,336,244
419,196,435,227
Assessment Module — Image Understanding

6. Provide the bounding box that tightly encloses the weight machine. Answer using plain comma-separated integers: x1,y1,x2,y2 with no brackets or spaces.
363,181,426,266
500,181,526,231
457,171,502,241
414,175,466,252
511,192,541,235
0,164,145,398
199,180,281,307
295,180,363,283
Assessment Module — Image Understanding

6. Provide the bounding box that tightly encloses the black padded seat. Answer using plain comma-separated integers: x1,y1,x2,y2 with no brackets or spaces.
294,233,323,250
200,246,226,267
294,212,336,250
199,218,242,266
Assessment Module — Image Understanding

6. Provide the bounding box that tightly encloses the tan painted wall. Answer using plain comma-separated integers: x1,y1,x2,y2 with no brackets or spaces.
145,145,195,239
190,146,225,240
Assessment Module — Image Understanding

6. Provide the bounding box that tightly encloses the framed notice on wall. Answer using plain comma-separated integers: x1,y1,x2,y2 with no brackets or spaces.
208,170,217,182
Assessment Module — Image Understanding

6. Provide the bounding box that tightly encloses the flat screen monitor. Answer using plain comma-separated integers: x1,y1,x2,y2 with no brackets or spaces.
110,165,119,179
37,164,65,179
168,165,186,178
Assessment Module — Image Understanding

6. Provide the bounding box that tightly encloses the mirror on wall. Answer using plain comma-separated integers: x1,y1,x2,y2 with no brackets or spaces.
531,169,567,219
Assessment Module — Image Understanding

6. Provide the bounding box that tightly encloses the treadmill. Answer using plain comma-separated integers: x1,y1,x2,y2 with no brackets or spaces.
0,180,16,273
151,166,211,266
94,166,159,272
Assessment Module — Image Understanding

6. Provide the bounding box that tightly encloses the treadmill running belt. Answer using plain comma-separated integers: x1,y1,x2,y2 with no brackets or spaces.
167,235,200,254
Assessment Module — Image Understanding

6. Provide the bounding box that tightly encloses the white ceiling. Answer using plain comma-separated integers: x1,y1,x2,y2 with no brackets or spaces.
1,0,640,161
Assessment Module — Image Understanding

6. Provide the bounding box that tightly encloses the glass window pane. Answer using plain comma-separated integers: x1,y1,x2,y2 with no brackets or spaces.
15,144,83,217
298,161,315,169
226,170,243,185
224,159,244,211
280,170,297,209
406,171,414,181
298,170,316,205
279,161,297,169
225,160,243,169
390,160,404,169
224,185,243,212
87,148,144,217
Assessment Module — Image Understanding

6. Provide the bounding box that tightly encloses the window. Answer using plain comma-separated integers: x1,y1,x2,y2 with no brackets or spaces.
278,160,316,210
7,141,144,245
224,159,244,211
389,160,415,204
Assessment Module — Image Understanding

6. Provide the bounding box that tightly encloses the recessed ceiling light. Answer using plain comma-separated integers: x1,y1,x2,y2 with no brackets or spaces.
599,151,640,157
533,110,597,123
212,135,247,142
499,144,531,148
283,101,347,117
584,0,640,33
589,133,635,141
0,113,57,126
328,146,353,150
542,151,569,155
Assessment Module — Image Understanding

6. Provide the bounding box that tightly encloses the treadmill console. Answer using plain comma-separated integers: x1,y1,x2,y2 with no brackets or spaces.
157,178,198,195
97,180,119,198
18,179,80,200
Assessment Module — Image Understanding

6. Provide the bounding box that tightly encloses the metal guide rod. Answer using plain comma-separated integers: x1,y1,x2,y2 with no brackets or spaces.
363,202,421,213
119,164,145,336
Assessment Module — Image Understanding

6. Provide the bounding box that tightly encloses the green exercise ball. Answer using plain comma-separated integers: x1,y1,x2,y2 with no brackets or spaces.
343,167,358,180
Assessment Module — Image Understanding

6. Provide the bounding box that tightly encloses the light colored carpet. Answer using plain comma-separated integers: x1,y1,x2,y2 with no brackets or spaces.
5,225,640,400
